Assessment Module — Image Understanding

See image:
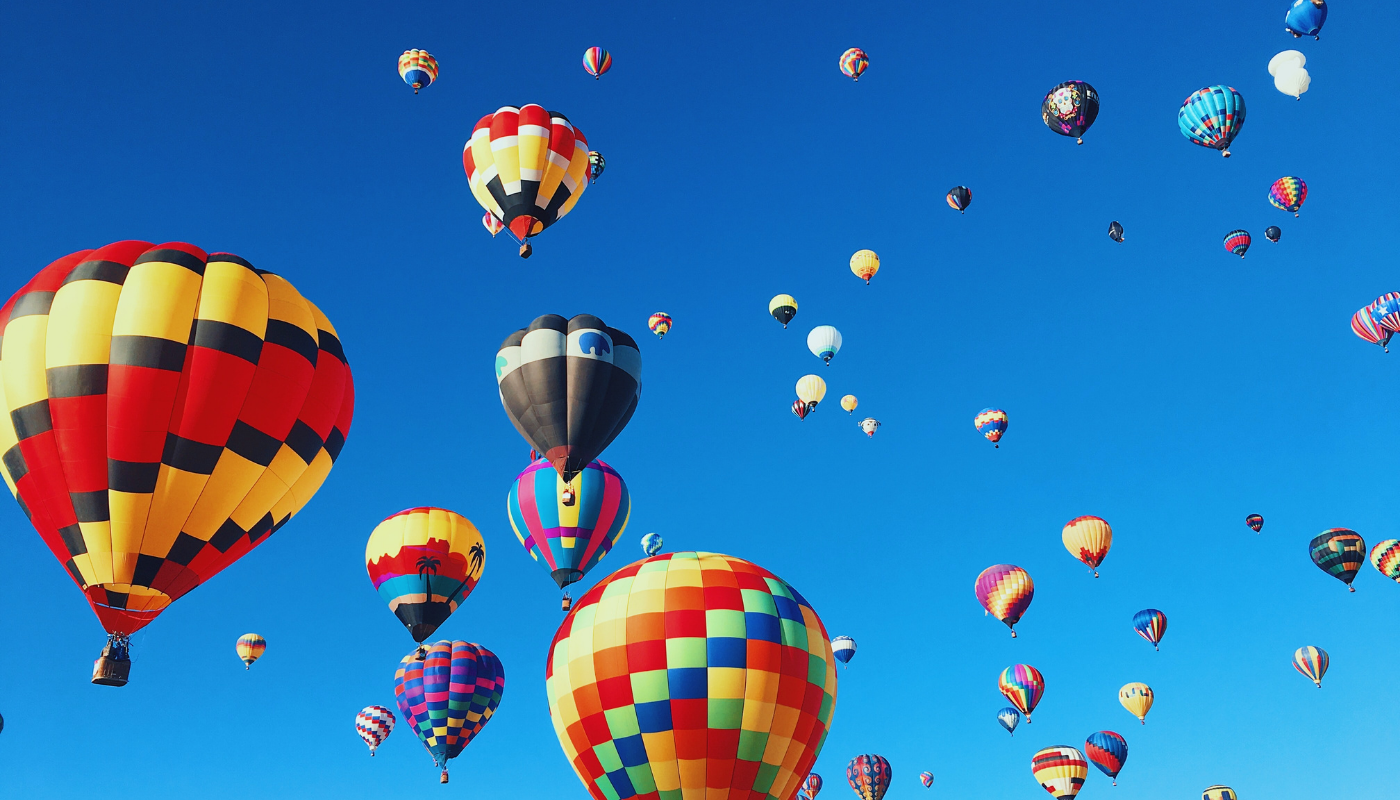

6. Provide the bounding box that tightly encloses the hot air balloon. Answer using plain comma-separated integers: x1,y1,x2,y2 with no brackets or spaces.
807,325,843,365
463,106,592,257
975,408,1008,448
1309,528,1366,591
1031,747,1088,799
495,314,640,482
841,395,858,414
587,151,605,184
1373,292,1400,335
833,635,857,666
482,212,506,237
858,418,881,437
547,553,837,800
1119,682,1153,724
356,705,396,756
1108,221,1125,243
507,458,629,605
582,47,612,79
1352,304,1392,352
975,564,1034,637
805,774,824,800
1084,731,1128,786
1246,514,1264,532
367,508,485,645
0,241,354,686
1269,177,1308,216
793,399,811,420
1224,230,1252,258
395,640,504,783
398,49,438,94
1370,539,1400,583
1062,516,1112,577
847,755,891,800
1179,86,1246,157
839,48,869,81
1293,645,1328,687
1265,226,1281,243
648,312,672,339
641,532,662,556
1269,50,1311,99
998,664,1045,722
1203,786,1238,800
235,633,266,669
851,250,880,284
997,707,1022,736
797,374,828,412
770,294,798,328
1285,0,1328,38
918,772,934,788
1041,81,1100,144
947,186,971,213
1131,609,1167,651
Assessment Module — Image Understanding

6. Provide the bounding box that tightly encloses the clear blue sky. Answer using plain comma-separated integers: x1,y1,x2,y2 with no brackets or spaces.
0,1,1396,798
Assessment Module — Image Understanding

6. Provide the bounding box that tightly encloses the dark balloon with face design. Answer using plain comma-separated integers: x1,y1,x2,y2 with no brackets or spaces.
1042,81,1100,144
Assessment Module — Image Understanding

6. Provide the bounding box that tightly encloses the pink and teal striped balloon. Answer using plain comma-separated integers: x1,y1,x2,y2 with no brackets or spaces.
507,458,630,592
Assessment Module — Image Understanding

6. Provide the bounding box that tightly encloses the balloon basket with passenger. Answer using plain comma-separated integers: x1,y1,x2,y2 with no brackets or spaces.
91,633,132,687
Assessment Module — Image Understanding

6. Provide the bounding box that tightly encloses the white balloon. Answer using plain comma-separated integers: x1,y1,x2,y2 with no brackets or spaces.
806,325,843,364
1268,49,1306,77
1274,66,1311,99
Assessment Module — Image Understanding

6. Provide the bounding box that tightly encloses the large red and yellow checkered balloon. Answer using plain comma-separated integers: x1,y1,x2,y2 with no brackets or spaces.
546,552,838,800
0,241,353,640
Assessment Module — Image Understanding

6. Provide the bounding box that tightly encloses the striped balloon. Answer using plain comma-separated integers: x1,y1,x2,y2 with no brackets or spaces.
1062,516,1112,577
1178,85,1246,157
398,49,438,94
974,408,1008,447
1119,682,1153,724
1084,731,1128,785
997,707,1021,736
582,47,612,79
1268,176,1308,216
998,664,1045,721
648,312,673,339
833,635,857,665
1309,528,1366,591
805,773,824,800
847,754,891,800
235,633,266,669
1203,787,1238,800
839,48,869,81
482,211,506,237
850,250,879,284
1224,229,1252,258
1370,539,1400,582
1373,292,1400,334
975,564,1034,637
355,705,396,756
1352,304,1392,352
1131,609,1167,651
1031,746,1087,799
394,640,504,782
1293,645,1329,687
507,458,630,594
918,772,934,788
1246,514,1264,532
946,186,971,213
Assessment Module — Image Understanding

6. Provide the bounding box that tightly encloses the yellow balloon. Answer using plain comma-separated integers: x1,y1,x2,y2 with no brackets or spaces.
850,250,880,284
1119,682,1154,724
840,394,858,413
1062,515,1113,577
796,374,827,407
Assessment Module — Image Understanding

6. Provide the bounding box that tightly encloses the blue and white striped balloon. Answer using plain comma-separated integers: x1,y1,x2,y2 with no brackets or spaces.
832,635,857,665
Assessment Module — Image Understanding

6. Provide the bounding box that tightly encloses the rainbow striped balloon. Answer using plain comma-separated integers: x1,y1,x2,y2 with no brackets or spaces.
1246,513,1264,532
1370,539,1400,582
975,564,1034,637
1224,229,1252,258
839,48,869,81
1131,609,1167,651
998,664,1045,721
918,771,934,788
1352,304,1392,351
1031,746,1087,799
1268,176,1308,216
355,705,396,756
582,46,612,79
1293,645,1329,687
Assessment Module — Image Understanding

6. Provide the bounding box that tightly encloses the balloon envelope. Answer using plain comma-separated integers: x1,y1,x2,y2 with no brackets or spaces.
997,706,1021,735
1041,81,1100,143
463,106,591,247
1268,177,1308,214
1293,645,1329,686
1285,0,1328,38
546,552,838,800
482,212,506,237
850,250,879,284
946,186,971,212
394,640,504,781
833,635,857,664
1352,305,1392,351
507,458,630,590
1119,682,1154,723
918,772,934,788
582,47,612,78
840,395,858,413
805,774,824,800
1370,539,1400,582
975,409,1008,445
1203,787,1239,800
975,564,1034,635
648,312,672,339
1224,230,1252,257
839,48,869,80
1062,516,1112,576
1246,513,1264,532
355,705,396,756
367,508,486,643
1264,226,1281,243
1309,528,1366,590
807,325,843,364
847,754,892,800
1031,746,1088,799
1108,221,1125,242
998,664,1044,720
858,418,881,437
770,294,798,327
398,49,438,92
1084,731,1128,784
1131,609,1167,650
235,633,266,668
1179,86,1246,156
641,532,663,556
797,375,828,407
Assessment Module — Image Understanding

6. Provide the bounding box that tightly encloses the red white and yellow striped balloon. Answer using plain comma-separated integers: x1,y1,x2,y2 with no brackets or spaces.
1370,539,1400,582
1031,746,1088,799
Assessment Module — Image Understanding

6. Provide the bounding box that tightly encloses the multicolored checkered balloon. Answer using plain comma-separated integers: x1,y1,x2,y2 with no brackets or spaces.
546,552,838,800
394,641,504,783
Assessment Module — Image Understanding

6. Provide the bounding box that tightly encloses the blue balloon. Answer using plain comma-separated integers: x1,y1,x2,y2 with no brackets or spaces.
996,707,1021,736
1085,731,1129,784
832,635,856,665
1285,0,1327,39
641,532,663,556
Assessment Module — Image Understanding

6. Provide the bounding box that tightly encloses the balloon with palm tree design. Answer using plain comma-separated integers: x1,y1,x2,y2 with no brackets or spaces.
367,508,487,645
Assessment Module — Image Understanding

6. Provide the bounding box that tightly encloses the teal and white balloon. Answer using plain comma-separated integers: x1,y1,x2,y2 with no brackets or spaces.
806,325,843,365
641,532,663,556
997,706,1021,736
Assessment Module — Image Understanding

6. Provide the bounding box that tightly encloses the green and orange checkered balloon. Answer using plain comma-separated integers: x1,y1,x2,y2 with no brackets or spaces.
546,552,838,800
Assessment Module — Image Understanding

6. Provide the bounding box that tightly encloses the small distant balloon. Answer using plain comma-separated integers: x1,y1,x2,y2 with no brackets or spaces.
857,417,881,437
1084,731,1128,786
1119,682,1154,724
236,633,266,669
975,564,1034,638
770,294,798,328
841,395,858,414
918,772,934,789
1108,221,1125,243
805,773,824,800
832,635,856,666
583,47,612,79
1285,0,1328,39
975,408,1008,448
356,706,396,756
850,250,880,284
1062,516,1112,577
1352,304,1392,352
1203,786,1239,800
1224,229,1252,258
1309,528,1366,591
1370,539,1400,583
796,374,828,410
1268,177,1308,216
792,399,811,420
1180,86,1246,157
648,312,673,339
807,325,843,365
1246,514,1264,532
641,532,663,556
839,48,869,81
1041,80,1100,144
998,664,1044,722
483,212,506,237
946,186,972,213
1293,645,1329,687
588,151,605,183
1264,226,1281,243
997,707,1022,736
1131,609,1167,651
398,49,439,94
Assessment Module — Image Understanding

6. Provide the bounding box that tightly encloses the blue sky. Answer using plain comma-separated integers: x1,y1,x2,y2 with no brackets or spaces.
0,1,1396,797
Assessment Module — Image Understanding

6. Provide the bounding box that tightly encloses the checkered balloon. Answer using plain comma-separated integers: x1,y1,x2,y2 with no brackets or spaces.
355,705,396,756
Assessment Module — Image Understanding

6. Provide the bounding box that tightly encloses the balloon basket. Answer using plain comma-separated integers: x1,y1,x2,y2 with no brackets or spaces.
440,771,450,784
519,243,533,259
92,655,131,687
